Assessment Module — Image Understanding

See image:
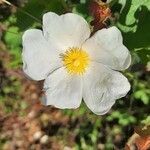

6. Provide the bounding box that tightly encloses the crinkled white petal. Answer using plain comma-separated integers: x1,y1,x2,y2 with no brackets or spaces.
82,26,131,71
22,29,62,81
43,12,91,51
43,68,82,109
83,62,130,115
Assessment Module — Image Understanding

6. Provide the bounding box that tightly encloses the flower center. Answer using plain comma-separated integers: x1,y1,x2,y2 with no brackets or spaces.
61,47,90,75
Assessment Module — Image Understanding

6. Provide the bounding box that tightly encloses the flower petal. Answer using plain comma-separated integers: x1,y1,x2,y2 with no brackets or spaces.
43,12,91,51
82,26,131,71
83,62,130,115
43,68,82,109
22,29,61,80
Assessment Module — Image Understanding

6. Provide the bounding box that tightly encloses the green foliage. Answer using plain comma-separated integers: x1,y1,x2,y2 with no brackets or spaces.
134,89,150,104
142,116,150,126
133,77,150,105
4,26,21,49
115,0,150,64
107,111,136,126
3,25,22,68
15,0,65,30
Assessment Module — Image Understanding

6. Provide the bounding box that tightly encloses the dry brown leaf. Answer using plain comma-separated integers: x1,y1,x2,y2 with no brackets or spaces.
89,0,111,32
135,125,150,137
135,136,150,150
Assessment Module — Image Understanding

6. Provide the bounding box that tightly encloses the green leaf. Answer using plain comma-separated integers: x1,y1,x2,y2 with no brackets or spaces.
134,90,150,104
4,26,22,49
15,0,65,31
116,0,150,64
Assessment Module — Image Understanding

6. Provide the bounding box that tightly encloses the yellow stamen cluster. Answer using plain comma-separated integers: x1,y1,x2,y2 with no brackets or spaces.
61,47,90,75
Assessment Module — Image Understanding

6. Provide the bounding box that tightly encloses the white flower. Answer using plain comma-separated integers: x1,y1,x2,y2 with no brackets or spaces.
22,12,131,115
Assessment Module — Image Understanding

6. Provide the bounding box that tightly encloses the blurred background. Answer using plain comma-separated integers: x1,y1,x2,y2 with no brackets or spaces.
0,0,150,149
